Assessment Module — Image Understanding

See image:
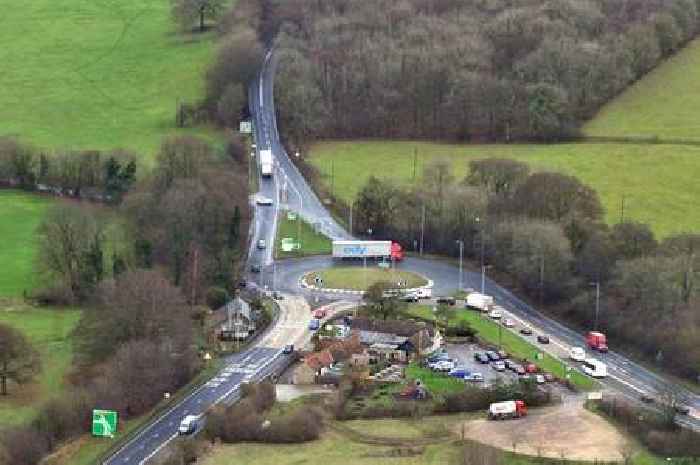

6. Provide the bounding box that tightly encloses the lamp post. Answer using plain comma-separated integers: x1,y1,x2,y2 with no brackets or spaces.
591,281,601,330
285,174,303,249
455,240,464,291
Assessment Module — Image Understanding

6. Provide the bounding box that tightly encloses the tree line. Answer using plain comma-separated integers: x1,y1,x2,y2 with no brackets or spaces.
261,0,700,145
350,158,699,381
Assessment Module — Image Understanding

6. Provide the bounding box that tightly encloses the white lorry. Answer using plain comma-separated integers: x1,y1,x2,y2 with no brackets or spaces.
488,400,527,420
466,292,494,312
332,240,392,259
260,149,273,177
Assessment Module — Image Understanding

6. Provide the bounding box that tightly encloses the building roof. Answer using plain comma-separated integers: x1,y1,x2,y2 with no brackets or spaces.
350,317,434,337
360,330,407,346
305,350,334,370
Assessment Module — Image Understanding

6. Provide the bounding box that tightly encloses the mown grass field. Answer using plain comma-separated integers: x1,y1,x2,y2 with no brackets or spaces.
406,306,595,391
0,191,52,296
308,140,700,238
276,212,332,258
584,38,700,140
0,305,81,426
304,267,427,291
0,0,223,159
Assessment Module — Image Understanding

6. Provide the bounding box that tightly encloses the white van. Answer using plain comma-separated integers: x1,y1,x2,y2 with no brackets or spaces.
569,347,586,362
178,414,201,435
415,287,432,299
582,358,607,378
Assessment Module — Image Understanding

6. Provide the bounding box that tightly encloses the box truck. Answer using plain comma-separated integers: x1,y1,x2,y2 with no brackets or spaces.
466,292,494,312
260,149,273,177
488,400,527,420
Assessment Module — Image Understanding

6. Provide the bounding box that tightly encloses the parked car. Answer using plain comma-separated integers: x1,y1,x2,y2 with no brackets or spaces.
514,365,526,375
428,352,451,364
537,335,550,344
502,318,515,327
308,319,320,331
474,352,490,364
504,359,517,370
448,368,470,379
466,372,484,382
492,361,506,371
543,372,555,382
488,309,502,319
250,264,261,273
497,350,508,359
485,351,500,361
520,327,533,336
432,360,455,372
428,358,453,369
436,296,456,306
401,292,419,302
535,374,546,384
525,363,538,374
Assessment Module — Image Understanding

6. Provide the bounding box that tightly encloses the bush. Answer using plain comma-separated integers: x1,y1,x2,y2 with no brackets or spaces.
205,286,230,310
0,427,49,465
263,407,324,443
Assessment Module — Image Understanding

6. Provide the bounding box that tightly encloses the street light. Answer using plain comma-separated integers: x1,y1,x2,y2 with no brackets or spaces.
590,281,601,330
455,240,464,291
481,265,492,296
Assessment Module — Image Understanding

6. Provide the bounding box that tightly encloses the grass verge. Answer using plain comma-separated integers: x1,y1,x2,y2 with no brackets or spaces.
307,140,700,238
303,267,427,291
406,306,595,391
0,304,81,426
275,211,332,259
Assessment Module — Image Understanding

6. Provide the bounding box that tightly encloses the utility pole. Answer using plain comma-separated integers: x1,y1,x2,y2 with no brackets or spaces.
330,159,335,199
620,195,626,223
481,265,486,295
539,255,545,305
420,204,425,256
349,203,353,235
456,240,464,291
413,147,417,184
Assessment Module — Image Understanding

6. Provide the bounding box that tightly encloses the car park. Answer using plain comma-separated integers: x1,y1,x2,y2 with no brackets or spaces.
520,327,533,336
502,318,515,327
537,335,550,344
491,361,506,371
486,351,500,361
474,352,490,364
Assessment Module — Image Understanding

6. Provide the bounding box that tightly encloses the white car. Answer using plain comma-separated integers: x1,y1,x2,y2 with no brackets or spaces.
535,374,546,384
488,309,502,319
466,372,484,382
569,346,586,362
257,239,266,249
178,415,201,435
431,360,455,372
256,195,273,206
502,318,515,328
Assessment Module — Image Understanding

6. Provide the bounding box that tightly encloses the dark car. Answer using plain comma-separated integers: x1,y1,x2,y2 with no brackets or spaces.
238,280,247,288
537,335,550,344
474,352,490,364
640,393,655,404
436,296,456,306
520,327,533,336
504,359,517,370
485,351,500,361
283,344,294,354
250,264,261,273
674,404,691,415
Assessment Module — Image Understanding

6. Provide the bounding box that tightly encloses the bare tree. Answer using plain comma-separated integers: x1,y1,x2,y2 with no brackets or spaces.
171,0,226,32
0,324,40,396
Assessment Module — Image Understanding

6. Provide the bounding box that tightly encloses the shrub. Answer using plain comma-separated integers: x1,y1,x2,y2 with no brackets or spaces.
205,286,230,310
0,427,49,465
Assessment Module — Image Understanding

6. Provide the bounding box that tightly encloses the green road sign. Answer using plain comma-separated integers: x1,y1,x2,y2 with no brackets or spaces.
92,409,118,438
287,211,297,221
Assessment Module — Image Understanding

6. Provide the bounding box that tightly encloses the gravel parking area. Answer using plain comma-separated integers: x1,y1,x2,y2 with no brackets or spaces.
444,343,519,386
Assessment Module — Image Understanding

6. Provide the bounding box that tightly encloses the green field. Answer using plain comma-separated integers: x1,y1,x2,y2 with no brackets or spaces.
0,0,222,158
0,191,52,296
276,212,332,258
304,267,428,291
584,38,700,140
0,305,81,426
406,306,595,391
308,140,700,238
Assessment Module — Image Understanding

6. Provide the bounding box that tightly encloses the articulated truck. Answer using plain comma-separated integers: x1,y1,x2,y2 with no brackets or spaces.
260,149,273,177
332,240,404,261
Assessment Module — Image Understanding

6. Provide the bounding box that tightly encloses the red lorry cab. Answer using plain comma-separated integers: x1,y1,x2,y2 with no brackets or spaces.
391,242,404,261
586,331,608,352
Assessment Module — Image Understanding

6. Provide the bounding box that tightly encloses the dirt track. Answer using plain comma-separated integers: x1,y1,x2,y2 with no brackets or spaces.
459,397,629,461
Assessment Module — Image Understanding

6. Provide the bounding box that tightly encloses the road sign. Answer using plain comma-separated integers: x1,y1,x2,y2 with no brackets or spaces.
92,409,118,438
287,211,297,221
239,121,252,133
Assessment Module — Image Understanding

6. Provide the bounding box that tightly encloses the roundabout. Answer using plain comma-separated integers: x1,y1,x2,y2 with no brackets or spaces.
301,266,429,292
